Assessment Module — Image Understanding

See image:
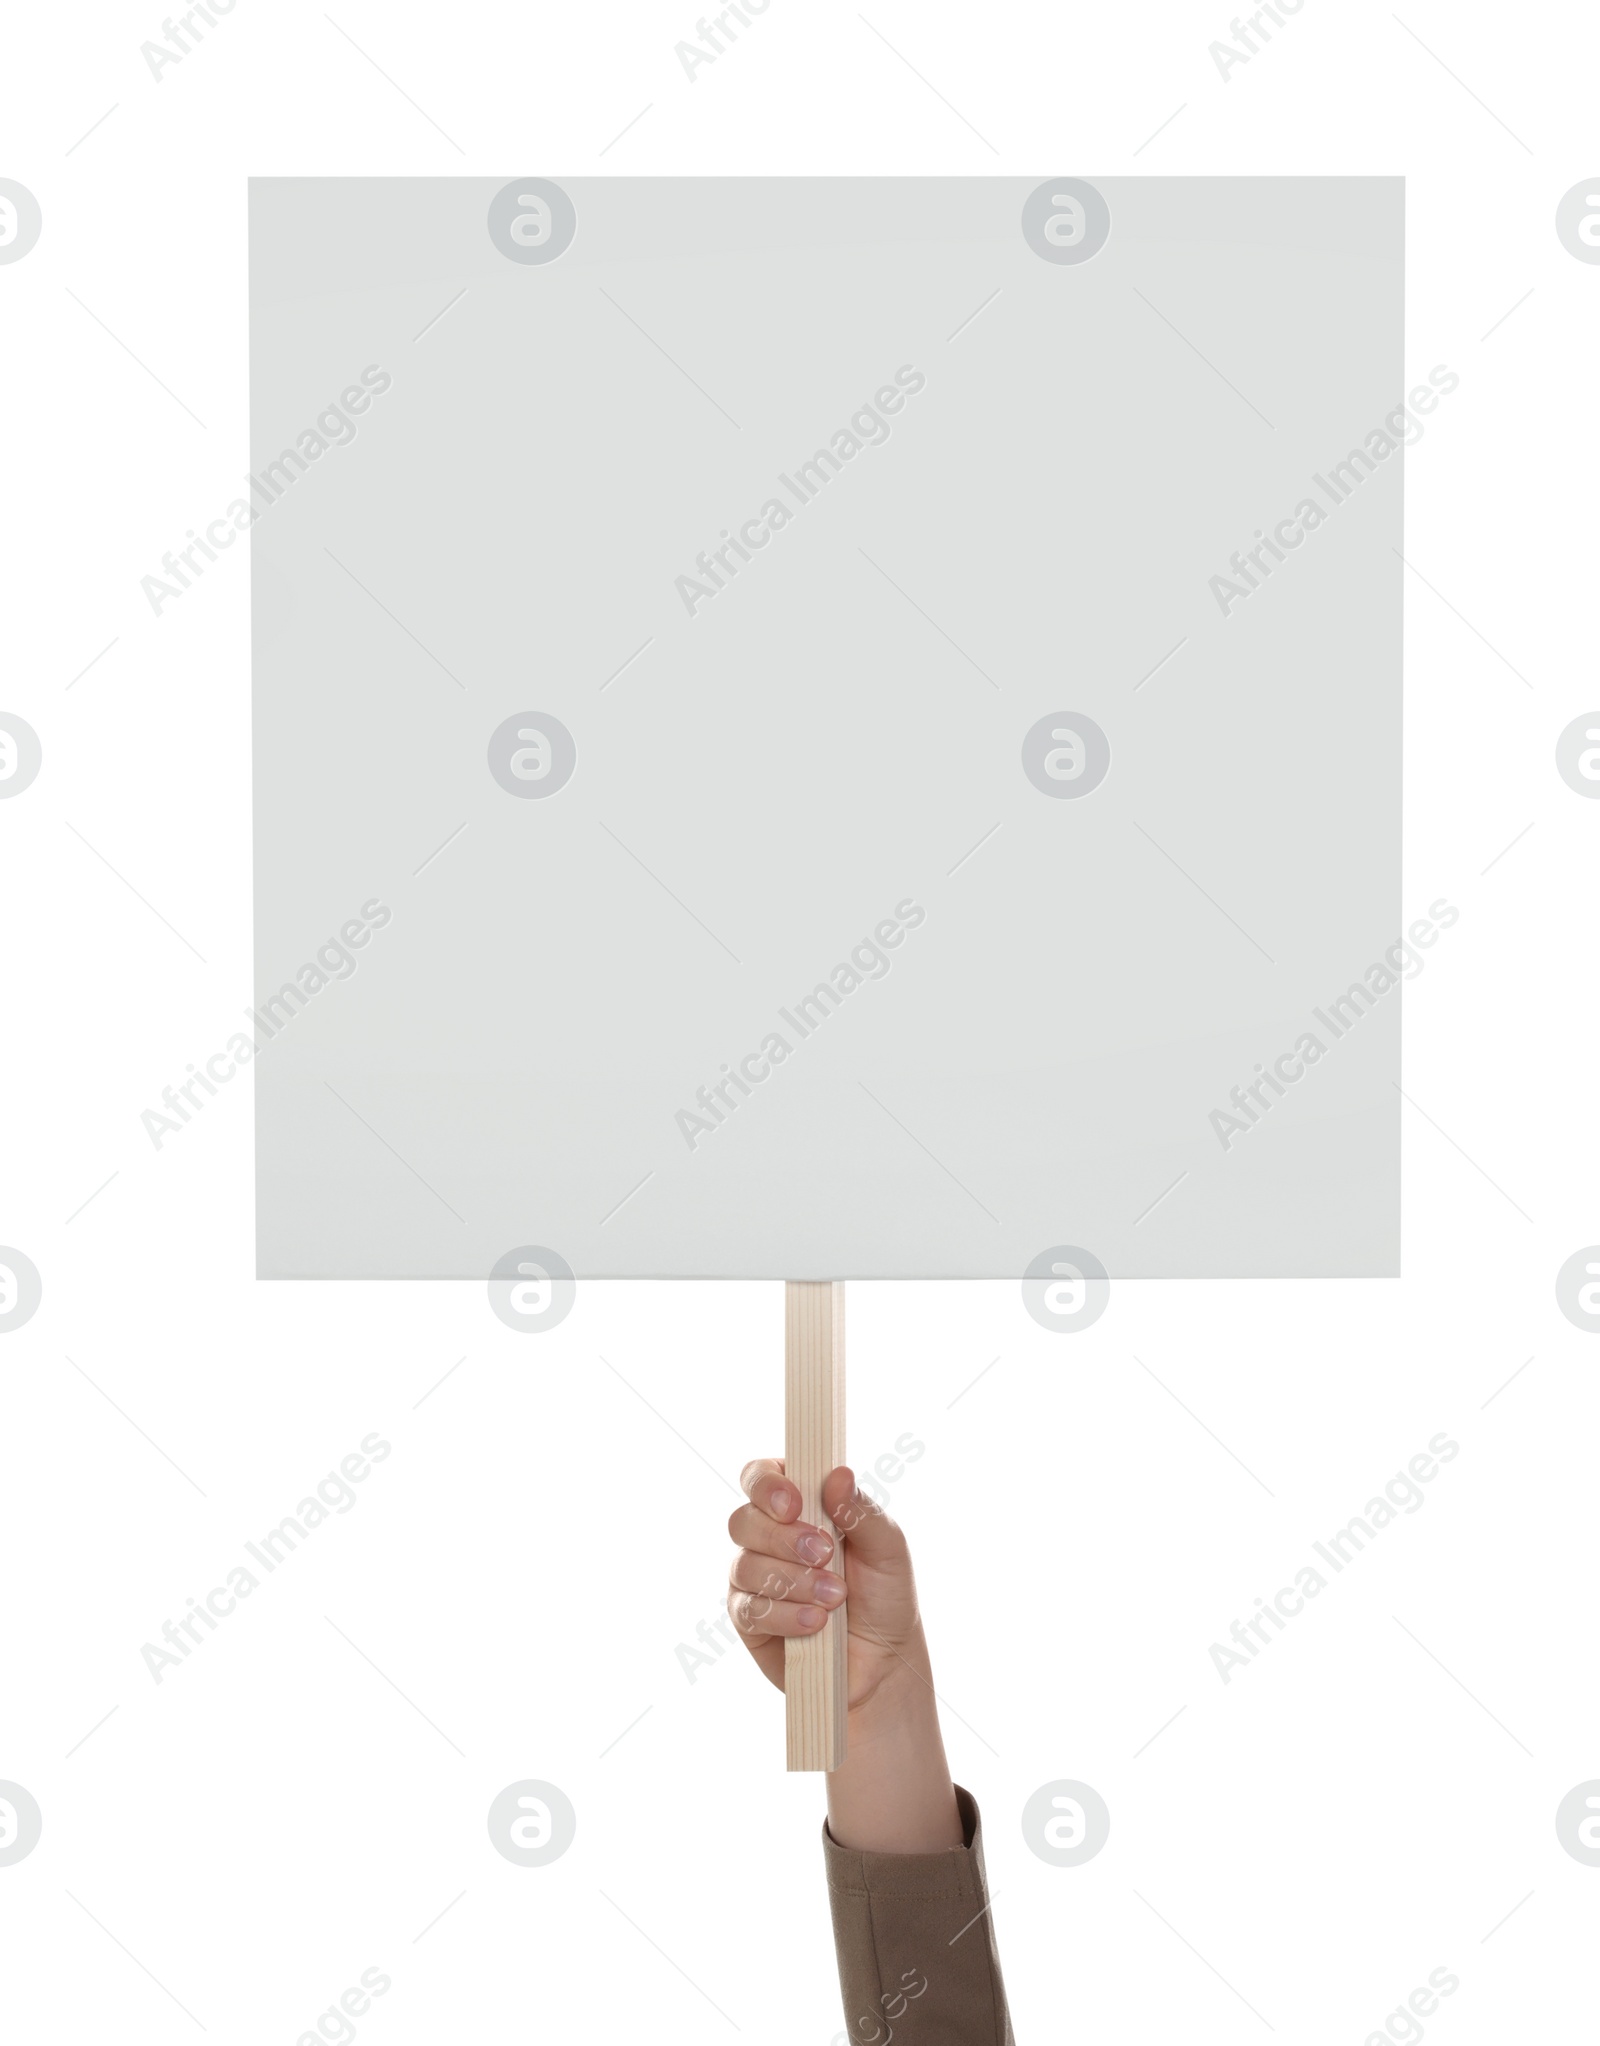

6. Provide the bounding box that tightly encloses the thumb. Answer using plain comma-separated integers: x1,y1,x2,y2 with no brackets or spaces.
821,1466,908,1564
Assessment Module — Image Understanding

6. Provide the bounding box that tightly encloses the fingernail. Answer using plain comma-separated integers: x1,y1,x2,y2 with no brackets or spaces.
769,1486,792,1517
798,1606,825,1630
812,1574,845,1607
796,1533,831,1564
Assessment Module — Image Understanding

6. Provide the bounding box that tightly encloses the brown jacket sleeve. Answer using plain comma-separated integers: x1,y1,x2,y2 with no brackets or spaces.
823,1786,1013,2044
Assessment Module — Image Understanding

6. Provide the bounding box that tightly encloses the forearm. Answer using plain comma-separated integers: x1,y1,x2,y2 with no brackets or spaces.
825,1633,964,1854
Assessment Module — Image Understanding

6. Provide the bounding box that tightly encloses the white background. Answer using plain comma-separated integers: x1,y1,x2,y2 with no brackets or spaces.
3,1,1598,2040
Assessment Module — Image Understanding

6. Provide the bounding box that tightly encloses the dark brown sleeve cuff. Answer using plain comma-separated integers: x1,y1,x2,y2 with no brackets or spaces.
823,1786,1013,2043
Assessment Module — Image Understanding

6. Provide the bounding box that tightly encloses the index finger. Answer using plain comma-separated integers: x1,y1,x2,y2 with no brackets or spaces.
739,1456,797,1522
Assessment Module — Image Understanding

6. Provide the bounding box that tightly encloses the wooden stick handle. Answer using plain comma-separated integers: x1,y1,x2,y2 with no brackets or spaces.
784,1280,847,1772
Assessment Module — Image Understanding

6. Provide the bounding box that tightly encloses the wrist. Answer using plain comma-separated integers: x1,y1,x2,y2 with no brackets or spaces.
826,1633,963,1854
848,1649,937,1743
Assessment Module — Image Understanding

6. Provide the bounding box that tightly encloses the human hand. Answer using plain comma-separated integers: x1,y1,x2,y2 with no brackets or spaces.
726,1457,961,1848
727,1458,926,1720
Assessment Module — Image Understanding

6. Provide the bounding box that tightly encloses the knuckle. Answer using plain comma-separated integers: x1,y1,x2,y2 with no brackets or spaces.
732,1556,795,1608
757,1562,797,1601
728,1586,774,1632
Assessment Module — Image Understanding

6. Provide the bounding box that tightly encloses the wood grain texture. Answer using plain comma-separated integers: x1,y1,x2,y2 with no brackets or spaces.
784,1280,847,1772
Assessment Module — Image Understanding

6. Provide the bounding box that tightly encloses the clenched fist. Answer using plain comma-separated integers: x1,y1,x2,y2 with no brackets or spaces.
726,1457,961,1853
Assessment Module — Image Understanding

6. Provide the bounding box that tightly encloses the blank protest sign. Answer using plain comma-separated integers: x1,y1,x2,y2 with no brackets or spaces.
249,176,1402,1279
